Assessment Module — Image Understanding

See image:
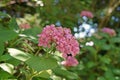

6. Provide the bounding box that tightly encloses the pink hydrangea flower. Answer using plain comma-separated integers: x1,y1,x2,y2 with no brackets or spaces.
19,23,31,29
80,10,93,18
61,56,78,67
101,27,116,36
38,24,80,66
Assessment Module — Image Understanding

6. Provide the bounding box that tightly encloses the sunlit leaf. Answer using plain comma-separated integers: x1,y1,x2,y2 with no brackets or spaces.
0,63,14,74
8,48,31,62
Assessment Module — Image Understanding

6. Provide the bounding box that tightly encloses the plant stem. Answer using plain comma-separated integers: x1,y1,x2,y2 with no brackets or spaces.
99,0,120,28
35,47,41,56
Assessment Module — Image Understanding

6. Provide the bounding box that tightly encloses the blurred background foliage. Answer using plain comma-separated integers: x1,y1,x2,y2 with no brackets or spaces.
0,0,120,29
0,0,120,80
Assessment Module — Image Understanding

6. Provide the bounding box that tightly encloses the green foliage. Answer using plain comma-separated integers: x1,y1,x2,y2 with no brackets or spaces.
22,27,42,37
36,71,51,79
0,42,4,56
77,31,120,80
9,17,19,29
0,0,120,80
38,0,95,29
0,69,14,79
53,67,79,80
0,54,11,61
0,30,18,42
0,11,10,18
22,27,42,43
26,56,58,71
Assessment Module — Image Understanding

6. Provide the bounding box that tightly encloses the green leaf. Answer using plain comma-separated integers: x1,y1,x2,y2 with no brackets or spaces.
110,37,120,43
99,33,109,39
22,27,42,43
86,61,96,68
0,63,14,74
99,64,108,71
0,30,18,42
102,44,111,50
9,18,19,29
84,46,97,59
0,12,10,18
6,58,21,66
26,56,58,71
37,71,50,79
100,56,111,64
0,54,12,61
88,74,96,80
84,46,97,54
93,39,106,49
97,76,106,80
0,42,4,56
113,68,120,75
53,68,79,79
104,69,115,80
8,48,31,62
22,27,42,37
0,69,12,79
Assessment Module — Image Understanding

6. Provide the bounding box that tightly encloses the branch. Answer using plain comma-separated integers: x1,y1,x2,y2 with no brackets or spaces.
99,0,120,28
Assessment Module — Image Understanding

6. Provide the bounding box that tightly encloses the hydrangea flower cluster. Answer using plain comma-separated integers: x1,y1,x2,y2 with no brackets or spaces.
101,27,116,37
80,10,93,18
38,24,80,66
